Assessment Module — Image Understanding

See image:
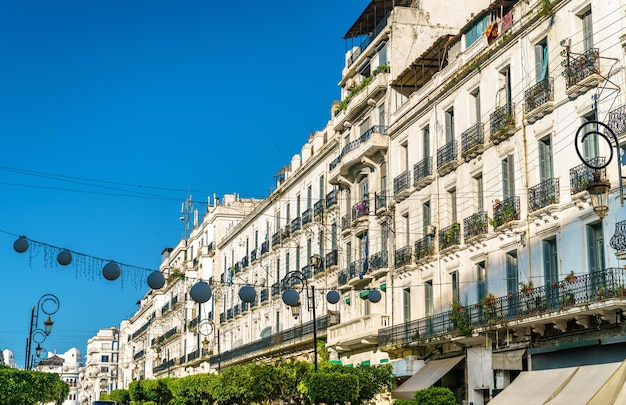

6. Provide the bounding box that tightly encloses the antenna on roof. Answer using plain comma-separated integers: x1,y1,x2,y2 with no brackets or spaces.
181,194,194,239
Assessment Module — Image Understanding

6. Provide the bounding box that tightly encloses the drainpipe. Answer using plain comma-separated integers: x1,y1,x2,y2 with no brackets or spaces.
520,38,534,284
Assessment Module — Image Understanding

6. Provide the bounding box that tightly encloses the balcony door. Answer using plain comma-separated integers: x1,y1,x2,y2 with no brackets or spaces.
586,222,605,274
543,237,559,310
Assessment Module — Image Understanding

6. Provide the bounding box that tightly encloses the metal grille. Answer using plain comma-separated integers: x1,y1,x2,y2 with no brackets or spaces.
490,102,515,135
529,178,560,212
566,48,599,88
393,170,410,195
463,211,488,240
524,78,554,113
460,123,483,153
437,140,457,168
413,157,432,183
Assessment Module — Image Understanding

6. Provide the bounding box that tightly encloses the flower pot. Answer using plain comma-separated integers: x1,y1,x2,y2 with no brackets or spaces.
508,294,514,300
550,282,557,288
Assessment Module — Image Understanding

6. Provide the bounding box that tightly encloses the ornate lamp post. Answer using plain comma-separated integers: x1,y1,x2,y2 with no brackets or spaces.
25,293,60,370
199,318,220,371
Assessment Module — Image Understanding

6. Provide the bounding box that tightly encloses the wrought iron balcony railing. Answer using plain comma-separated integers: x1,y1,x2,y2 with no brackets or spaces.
610,220,626,257
570,157,606,195
490,102,515,135
524,78,554,113
439,223,461,250
250,249,257,262
271,231,281,247
326,189,338,208
529,178,560,212
492,196,520,228
414,236,434,261
607,105,626,136
290,217,301,233
329,125,388,170
369,251,388,271
271,282,280,297
352,198,369,221
394,245,412,268
260,288,269,302
393,170,410,195
566,48,599,88
463,211,488,240
302,208,313,226
349,258,368,279
261,240,269,254
378,267,626,347
314,199,324,217
325,250,338,267
460,123,483,157
338,268,349,286
375,191,387,211
241,256,249,268
413,157,433,184
437,140,457,169
341,214,351,231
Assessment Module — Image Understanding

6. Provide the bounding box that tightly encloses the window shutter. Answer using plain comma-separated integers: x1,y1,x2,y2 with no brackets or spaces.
502,158,510,200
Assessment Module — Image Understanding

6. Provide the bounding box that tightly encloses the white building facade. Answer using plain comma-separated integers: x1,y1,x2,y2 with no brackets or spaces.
116,0,626,403
80,327,119,404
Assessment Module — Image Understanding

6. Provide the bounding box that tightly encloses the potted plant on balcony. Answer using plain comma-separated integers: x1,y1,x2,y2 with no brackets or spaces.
564,271,577,283
519,280,534,295
450,299,472,337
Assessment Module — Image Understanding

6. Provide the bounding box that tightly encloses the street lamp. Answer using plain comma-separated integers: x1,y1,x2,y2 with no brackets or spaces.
575,120,625,218
25,293,60,370
199,318,220,371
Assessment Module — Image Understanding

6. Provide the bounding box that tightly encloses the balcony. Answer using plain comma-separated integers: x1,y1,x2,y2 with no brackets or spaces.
290,217,301,234
569,157,606,196
524,78,554,123
351,199,369,235
565,48,601,99
414,236,435,263
492,196,520,229
250,249,258,263
348,258,369,284
393,170,411,202
153,359,175,374
260,288,269,303
490,103,515,144
341,214,351,233
463,211,488,242
439,223,461,251
206,242,215,257
334,71,389,120
329,125,388,183
529,178,560,213
325,250,338,269
282,225,291,240
369,251,388,275
611,220,626,259
460,123,484,161
302,208,313,226
374,191,387,214
314,199,324,218
271,282,280,297
413,157,433,191
436,140,458,176
241,255,249,269
378,267,626,348
394,246,412,269
271,231,281,247
233,304,240,317
327,313,390,349
261,240,270,255
338,268,350,288
326,189,338,209
607,105,626,136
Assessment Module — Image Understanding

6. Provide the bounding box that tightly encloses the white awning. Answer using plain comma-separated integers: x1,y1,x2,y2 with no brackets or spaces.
492,349,526,370
392,356,464,400
491,361,626,405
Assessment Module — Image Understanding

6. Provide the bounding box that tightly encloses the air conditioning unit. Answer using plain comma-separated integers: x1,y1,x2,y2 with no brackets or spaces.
425,225,436,236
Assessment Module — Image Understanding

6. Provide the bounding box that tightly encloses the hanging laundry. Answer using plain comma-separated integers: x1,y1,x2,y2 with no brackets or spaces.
486,22,499,45
501,10,513,33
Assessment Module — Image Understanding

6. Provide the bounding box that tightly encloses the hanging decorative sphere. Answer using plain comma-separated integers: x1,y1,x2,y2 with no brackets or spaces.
13,237,29,253
282,289,300,307
190,281,212,303
102,262,121,281
147,272,165,290
326,290,340,304
57,250,72,266
239,285,256,303
368,289,382,303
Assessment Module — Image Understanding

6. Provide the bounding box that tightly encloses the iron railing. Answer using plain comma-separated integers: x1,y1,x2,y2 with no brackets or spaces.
271,282,280,297
290,217,301,233
437,140,457,169
352,198,369,221
413,157,433,184
463,211,488,240
460,123,483,155
338,269,350,286
153,359,175,374
326,190,338,208
341,214,351,231
314,199,324,217
209,314,332,365
375,191,387,211
325,250,338,267
394,245,412,268
529,178,560,212
607,105,626,136
414,236,435,261
610,220,626,256
261,240,269,255
524,78,554,113
439,223,461,250
492,196,520,228
271,231,281,247
349,258,368,279
260,288,269,302
569,157,606,195
490,102,515,135
329,125,388,170
378,267,626,346
302,208,313,226
566,48,599,88
370,251,388,271
250,249,257,262
393,170,411,195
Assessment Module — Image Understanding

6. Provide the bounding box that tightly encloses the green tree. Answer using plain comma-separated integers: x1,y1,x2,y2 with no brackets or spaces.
413,387,457,405
308,372,359,404
168,373,217,405
272,359,314,404
102,389,131,405
0,365,69,405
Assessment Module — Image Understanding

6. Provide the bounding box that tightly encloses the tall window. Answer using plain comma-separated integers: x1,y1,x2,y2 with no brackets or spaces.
276,258,281,282
535,38,549,83
582,112,599,159
331,222,338,251
543,238,558,285
506,251,518,296
381,221,389,253
587,222,605,273
449,188,457,222
471,89,481,125
403,288,412,322
296,195,301,218
477,261,487,302
319,175,325,199
359,117,371,136
360,179,369,201
403,213,410,247
423,201,431,229
422,125,430,159
539,135,554,181
474,174,484,212
307,185,312,209
451,271,459,303
346,242,352,268
379,104,386,127
285,203,290,225
295,246,301,271
285,252,290,273
306,239,312,268
499,66,512,107
254,231,258,248
502,154,515,199
580,8,594,51
400,141,409,172
425,281,434,316
377,41,387,66
275,209,281,231
359,233,368,260
445,107,455,142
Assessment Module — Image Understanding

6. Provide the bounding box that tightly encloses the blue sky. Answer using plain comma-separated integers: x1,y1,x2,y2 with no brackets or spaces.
0,0,368,368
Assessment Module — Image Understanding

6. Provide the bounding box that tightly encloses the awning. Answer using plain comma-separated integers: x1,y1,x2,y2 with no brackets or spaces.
392,356,464,400
492,349,526,370
490,361,626,405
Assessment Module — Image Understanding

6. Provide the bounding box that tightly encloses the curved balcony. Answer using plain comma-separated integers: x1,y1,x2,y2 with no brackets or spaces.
329,125,388,184
334,72,389,124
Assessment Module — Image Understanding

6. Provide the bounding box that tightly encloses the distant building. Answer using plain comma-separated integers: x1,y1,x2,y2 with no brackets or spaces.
37,348,82,405
80,327,119,404
2,349,16,367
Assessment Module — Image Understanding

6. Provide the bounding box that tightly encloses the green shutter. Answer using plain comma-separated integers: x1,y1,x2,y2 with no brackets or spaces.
345,297,351,305
360,360,371,366
359,290,370,299
329,360,342,365
380,282,387,291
